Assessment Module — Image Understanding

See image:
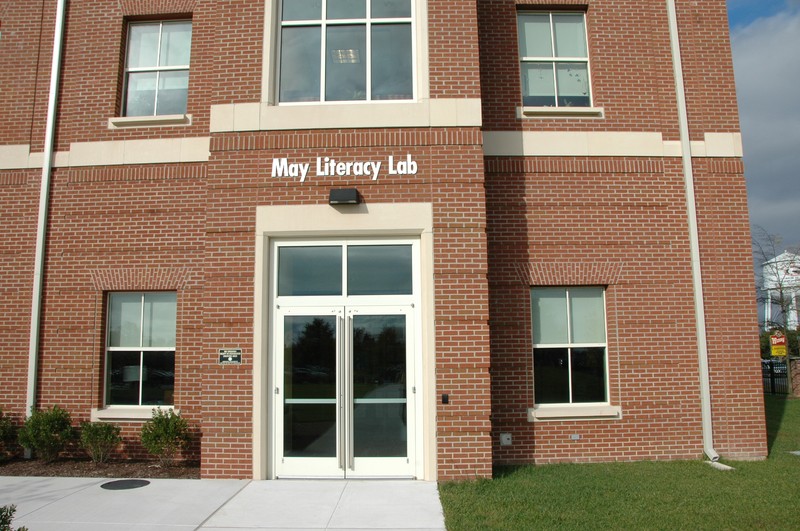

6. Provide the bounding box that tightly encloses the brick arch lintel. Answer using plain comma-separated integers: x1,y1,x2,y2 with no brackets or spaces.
515,261,625,286
90,268,193,291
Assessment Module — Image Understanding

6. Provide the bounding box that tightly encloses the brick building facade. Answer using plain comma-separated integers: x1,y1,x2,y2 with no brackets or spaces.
0,0,766,480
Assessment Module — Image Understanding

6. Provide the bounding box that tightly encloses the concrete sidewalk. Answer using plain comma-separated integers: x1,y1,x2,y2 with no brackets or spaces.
0,476,446,530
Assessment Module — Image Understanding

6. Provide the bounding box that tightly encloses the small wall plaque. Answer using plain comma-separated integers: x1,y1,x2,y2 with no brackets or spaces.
219,348,242,365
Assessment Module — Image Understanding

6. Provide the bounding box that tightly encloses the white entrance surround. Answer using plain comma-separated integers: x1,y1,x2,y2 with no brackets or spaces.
253,203,435,480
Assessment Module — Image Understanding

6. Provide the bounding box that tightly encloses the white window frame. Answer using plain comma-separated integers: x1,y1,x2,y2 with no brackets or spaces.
530,287,620,421
122,20,192,117
276,0,416,104
518,11,600,115
103,291,177,409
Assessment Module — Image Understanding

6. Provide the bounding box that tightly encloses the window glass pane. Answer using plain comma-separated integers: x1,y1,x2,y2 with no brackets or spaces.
328,0,366,19
107,351,141,405
371,24,413,100
348,245,412,295
371,0,411,18
531,287,567,344
127,24,159,68
142,352,175,405
156,70,189,115
282,0,322,20
108,293,142,347
518,14,552,57
521,63,555,107
570,347,606,402
569,287,605,343
159,22,192,66
553,14,587,57
326,25,366,101
280,26,321,102
533,348,569,404
125,72,157,116
555,62,590,107
142,292,177,347
278,246,342,296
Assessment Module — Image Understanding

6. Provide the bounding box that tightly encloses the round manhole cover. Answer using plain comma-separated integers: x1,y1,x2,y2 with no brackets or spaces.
101,479,151,490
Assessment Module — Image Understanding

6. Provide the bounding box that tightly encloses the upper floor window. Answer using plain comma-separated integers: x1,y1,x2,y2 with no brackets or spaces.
531,287,607,405
123,20,192,116
106,292,176,406
279,0,413,103
518,12,591,108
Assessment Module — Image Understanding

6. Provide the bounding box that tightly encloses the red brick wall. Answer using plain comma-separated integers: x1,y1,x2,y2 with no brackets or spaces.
0,1,46,147
206,128,492,479
33,165,206,460
0,171,39,423
481,0,766,464
693,158,766,458
486,157,707,463
0,0,765,479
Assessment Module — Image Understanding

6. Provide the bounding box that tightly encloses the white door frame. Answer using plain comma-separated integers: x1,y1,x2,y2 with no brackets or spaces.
252,204,435,481
274,303,416,478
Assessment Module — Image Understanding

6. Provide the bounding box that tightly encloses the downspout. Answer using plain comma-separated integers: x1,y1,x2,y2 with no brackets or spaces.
665,0,719,462
26,0,68,420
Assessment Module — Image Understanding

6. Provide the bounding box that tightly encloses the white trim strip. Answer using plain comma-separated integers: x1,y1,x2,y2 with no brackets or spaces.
210,98,482,132
528,405,622,421
0,131,741,171
108,114,192,129
483,131,743,158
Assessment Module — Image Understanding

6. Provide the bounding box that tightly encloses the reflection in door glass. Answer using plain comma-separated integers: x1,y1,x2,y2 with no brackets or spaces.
284,315,337,457
352,314,407,457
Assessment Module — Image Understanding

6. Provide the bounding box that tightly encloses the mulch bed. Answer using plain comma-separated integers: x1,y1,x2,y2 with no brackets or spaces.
0,458,200,479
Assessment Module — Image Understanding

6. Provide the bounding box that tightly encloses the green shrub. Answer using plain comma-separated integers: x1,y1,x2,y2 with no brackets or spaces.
0,504,28,531
17,406,74,463
79,422,121,464
140,409,191,466
0,410,17,461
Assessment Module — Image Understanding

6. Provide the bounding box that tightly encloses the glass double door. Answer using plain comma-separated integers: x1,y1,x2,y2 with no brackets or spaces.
276,305,414,478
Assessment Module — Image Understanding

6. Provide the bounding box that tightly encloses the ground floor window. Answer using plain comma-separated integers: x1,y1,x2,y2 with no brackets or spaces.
531,286,607,404
105,292,176,406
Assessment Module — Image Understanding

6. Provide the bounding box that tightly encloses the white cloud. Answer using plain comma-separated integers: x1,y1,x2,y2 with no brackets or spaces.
732,8,800,247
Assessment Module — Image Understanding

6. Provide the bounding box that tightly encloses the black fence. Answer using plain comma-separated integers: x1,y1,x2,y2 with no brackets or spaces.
762,359,788,394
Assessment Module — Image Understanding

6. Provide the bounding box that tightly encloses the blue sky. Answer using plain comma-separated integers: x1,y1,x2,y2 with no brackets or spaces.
728,0,800,250
727,0,792,27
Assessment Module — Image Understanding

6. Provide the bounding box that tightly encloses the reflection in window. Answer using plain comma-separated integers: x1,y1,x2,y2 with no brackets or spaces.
124,21,192,116
518,12,591,108
531,287,607,404
106,292,176,406
279,0,413,102
278,246,343,296
277,244,413,297
348,245,412,295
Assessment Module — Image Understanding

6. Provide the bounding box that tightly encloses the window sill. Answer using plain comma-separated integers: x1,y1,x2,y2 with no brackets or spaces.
518,106,604,118
90,406,177,422
528,405,621,422
108,114,192,129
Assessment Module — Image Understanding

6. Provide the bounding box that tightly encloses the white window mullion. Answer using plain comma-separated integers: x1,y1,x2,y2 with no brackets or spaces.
138,294,146,405
320,19,327,101
565,288,574,403
366,20,373,100
154,23,164,115
548,14,559,108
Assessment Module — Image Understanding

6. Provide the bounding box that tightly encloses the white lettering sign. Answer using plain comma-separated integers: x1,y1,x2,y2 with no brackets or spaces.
270,154,418,183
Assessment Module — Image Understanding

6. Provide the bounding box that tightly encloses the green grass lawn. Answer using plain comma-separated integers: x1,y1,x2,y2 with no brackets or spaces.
439,395,800,530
